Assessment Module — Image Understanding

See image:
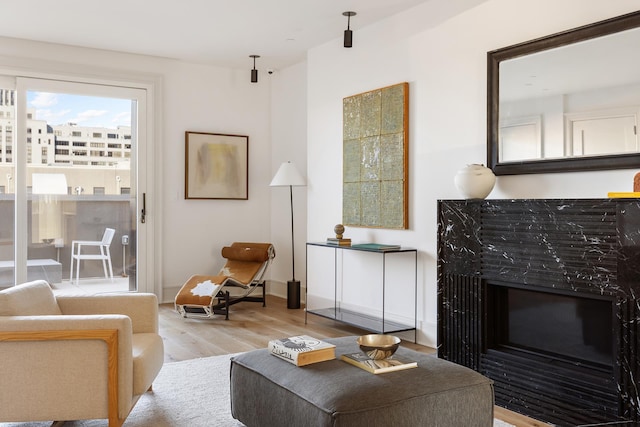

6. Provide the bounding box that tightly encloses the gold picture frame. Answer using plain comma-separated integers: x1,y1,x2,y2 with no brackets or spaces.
185,131,249,200
342,82,409,229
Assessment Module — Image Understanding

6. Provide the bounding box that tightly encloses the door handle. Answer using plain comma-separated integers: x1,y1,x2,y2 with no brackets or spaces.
141,192,146,224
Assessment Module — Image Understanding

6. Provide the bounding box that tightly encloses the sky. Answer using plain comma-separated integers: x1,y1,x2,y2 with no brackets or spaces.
27,91,131,129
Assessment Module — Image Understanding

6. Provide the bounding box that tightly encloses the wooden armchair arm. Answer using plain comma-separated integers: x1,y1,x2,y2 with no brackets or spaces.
0,328,122,426
0,315,133,426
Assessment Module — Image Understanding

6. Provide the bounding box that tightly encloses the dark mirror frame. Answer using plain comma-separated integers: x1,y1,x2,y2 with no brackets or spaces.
487,10,640,176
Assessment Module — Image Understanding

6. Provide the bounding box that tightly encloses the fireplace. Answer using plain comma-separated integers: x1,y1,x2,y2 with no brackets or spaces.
487,284,614,369
437,199,640,426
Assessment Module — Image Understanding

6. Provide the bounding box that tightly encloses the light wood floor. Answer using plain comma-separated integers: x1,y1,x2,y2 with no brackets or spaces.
159,295,551,427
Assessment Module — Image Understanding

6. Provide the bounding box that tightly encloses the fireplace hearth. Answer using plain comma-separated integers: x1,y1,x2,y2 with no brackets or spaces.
437,199,640,426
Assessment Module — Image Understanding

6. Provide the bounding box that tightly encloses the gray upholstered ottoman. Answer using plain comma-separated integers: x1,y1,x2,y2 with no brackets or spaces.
230,336,494,427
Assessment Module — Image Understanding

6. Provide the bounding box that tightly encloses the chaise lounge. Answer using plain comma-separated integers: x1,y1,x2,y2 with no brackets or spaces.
175,242,275,320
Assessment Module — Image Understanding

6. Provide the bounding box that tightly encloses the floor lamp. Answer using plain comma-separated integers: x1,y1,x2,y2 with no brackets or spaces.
270,161,306,309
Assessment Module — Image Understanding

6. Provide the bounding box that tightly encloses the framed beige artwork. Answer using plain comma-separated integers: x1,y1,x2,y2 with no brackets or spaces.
185,131,249,200
342,82,409,229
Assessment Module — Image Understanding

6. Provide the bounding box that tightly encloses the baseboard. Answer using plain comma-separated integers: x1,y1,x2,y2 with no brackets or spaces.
266,279,307,302
163,286,181,304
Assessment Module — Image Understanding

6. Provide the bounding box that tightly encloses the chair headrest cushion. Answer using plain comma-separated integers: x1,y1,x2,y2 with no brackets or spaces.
221,246,270,262
0,280,62,316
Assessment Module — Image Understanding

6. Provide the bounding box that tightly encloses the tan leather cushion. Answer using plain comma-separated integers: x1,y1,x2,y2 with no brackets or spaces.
221,260,263,285
221,245,270,262
174,274,227,306
0,280,62,316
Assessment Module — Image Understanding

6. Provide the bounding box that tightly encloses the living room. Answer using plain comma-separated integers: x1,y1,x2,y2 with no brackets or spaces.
1,0,639,425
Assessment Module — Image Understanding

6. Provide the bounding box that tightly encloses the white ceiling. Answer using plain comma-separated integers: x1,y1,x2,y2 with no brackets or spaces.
0,0,442,71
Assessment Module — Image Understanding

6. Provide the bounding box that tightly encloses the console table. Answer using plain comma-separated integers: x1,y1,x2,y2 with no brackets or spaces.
305,242,417,342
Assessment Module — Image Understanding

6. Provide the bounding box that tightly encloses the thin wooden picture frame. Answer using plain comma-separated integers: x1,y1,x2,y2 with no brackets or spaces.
185,131,249,200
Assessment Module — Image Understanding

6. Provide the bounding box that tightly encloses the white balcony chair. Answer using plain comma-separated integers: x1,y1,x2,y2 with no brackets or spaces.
70,228,115,284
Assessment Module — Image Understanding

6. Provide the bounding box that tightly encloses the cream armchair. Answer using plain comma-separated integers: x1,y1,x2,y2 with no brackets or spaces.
0,280,164,427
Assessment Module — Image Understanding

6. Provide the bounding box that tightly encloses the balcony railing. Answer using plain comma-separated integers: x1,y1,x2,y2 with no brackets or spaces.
0,196,135,289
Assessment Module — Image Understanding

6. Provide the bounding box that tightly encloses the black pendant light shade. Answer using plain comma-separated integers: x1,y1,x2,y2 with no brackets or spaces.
343,11,356,48
250,55,260,83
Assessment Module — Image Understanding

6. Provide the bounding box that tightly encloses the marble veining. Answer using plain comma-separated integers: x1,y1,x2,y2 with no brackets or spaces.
437,199,640,426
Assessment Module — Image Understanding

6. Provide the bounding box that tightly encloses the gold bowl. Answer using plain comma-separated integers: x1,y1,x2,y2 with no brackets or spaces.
357,334,401,360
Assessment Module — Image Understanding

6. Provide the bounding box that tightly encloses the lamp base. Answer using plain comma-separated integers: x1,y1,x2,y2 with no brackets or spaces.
287,280,301,309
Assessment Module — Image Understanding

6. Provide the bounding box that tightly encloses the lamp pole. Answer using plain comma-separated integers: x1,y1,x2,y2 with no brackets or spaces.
287,183,300,309
289,184,296,281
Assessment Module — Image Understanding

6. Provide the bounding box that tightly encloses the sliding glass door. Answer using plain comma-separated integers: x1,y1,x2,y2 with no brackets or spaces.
1,76,151,293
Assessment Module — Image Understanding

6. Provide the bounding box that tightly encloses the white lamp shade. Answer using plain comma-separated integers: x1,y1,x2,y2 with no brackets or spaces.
270,162,306,187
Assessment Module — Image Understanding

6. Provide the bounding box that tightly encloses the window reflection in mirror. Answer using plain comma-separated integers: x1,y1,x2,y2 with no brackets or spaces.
499,27,640,163
488,11,640,175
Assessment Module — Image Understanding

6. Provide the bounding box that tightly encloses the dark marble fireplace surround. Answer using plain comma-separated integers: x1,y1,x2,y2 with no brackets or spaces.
437,199,640,426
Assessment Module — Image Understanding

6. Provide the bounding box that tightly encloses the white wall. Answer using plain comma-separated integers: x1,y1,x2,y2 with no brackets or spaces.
269,62,308,298
305,0,639,347
162,61,272,298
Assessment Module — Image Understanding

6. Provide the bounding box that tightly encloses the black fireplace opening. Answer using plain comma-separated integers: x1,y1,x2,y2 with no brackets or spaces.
487,283,614,371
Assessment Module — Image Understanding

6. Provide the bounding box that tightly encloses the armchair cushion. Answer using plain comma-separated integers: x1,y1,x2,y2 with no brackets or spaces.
0,280,61,316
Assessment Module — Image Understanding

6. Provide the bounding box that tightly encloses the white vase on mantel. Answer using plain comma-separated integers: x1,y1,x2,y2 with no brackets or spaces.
454,164,496,199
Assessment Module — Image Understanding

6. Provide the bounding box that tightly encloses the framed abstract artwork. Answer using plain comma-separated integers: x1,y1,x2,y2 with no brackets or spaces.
342,82,409,229
185,131,249,200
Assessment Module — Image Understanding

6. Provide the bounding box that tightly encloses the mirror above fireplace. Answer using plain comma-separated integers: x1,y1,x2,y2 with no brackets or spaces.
487,11,640,175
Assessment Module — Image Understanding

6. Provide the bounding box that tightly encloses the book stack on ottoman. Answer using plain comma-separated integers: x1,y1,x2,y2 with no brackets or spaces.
230,336,494,427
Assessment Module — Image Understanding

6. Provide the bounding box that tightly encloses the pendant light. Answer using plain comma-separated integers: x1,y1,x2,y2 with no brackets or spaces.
343,11,356,48
250,55,260,83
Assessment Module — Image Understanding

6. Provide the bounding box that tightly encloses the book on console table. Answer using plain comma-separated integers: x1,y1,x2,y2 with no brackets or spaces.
340,352,417,374
268,335,336,366
326,237,352,246
350,243,401,251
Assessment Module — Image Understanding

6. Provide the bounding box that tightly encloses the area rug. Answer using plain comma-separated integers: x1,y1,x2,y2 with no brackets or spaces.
1,354,515,427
